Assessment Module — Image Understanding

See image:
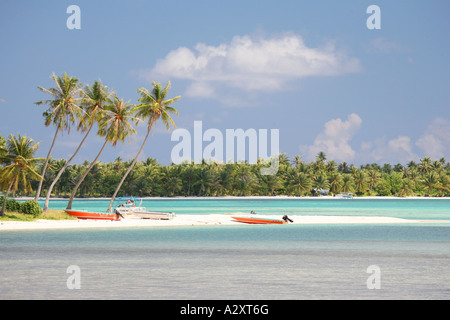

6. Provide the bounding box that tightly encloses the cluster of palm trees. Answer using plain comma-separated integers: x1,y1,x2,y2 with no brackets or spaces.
29,152,450,199
0,72,180,214
0,134,43,215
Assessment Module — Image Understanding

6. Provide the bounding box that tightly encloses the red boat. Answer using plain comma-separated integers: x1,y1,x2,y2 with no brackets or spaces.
65,209,121,221
232,216,286,224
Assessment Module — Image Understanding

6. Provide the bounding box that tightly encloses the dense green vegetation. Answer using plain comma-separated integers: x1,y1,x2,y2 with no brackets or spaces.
28,154,450,198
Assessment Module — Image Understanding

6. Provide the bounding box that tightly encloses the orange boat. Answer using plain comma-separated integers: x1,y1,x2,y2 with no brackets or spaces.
232,216,286,224
65,209,121,221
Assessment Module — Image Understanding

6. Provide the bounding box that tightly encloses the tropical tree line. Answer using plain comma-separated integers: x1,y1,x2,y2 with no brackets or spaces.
4,145,450,201
0,72,180,215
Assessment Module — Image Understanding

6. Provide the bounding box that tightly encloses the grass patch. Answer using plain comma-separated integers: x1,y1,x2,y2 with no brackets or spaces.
0,209,76,221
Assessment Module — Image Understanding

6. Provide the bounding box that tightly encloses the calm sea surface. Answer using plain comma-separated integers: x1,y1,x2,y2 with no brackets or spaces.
0,198,449,300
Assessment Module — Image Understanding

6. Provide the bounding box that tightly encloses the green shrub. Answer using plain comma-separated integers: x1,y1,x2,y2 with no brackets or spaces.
20,200,43,217
6,198,22,212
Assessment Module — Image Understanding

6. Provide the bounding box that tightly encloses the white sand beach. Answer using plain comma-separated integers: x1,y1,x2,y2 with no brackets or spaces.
1,214,447,231
1,196,449,231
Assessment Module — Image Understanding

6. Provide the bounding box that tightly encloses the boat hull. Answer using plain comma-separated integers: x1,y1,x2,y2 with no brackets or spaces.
115,207,175,220
232,216,286,224
65,210,121,221
128,211,175,220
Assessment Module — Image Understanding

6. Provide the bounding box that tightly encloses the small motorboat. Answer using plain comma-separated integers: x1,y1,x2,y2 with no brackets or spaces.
65,209,121,221
113,197,175,220
336,192,354,199
232,215,292,225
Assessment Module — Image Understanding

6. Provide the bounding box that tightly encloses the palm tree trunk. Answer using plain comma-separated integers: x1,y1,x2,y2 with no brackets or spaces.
66,140,108,210
1,181,14,216
43,124,93,212
107,126,151,212
34,127,60,201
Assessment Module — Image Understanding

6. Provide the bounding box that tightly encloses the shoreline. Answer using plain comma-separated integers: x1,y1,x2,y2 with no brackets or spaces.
1,214,448,231
19,195,450,201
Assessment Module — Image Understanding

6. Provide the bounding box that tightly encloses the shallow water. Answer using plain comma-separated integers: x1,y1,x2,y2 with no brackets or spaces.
1,198,449,300
41,197,450,220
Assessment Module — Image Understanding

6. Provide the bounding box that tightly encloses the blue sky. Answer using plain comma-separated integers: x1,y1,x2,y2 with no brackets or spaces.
1,0,449,166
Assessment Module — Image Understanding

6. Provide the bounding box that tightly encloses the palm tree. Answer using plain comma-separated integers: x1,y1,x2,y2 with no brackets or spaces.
316,151,327,163
66,96,137,209
216,164,233,196
326,160,337,173
233,163,256,196
181,162,196,196
328,172,343,195
407,168,420,192
418,157,432,175
162,166,182,196
106,81,181,212
431,160,443,172
260,174,282,196
338,162,349,173
312,173,329,193
436,173,450,196
0,135,6,158
407,160,417,169
194,167,212,196
0,135,43,215
293,155,303,168
421,171,440,197
354,171,368,195
34,72,84,201
286,169,311,196
398,179,414,197
340,174,354,193
43,80,113,211
50,159,67,196
367,169,380,193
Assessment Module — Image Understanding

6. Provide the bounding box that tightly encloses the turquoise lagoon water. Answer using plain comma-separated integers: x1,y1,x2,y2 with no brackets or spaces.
40,197,450,220
0,198,449,300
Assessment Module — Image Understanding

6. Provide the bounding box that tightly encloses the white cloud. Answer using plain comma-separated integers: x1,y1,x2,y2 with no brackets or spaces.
301,116,450,165
415,118,450,159
353,135,419,164
301,113,362,162
385,136,417,163
416,134,444,159
143,33,361,100
185,82,216,99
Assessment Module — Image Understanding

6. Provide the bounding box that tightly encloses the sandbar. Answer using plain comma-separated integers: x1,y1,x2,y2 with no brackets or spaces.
1,214,445,231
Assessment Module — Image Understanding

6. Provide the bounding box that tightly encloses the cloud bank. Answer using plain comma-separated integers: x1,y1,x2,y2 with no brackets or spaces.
301,113,362,162
143,33,361,100
301,115,450,164
416,118,450,160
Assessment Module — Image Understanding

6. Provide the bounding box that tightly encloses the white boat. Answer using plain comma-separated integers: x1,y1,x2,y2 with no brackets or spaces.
336,192,354,199
114,197,175,220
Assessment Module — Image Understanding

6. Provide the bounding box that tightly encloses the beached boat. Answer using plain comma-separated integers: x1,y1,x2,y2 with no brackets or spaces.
336,192,354,199
121,209,176,220
65,197,175,221
113,197,175,220
232,215,288,224
65,209,121,221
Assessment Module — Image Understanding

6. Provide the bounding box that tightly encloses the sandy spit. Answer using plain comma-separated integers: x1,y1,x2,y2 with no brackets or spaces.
0,214,440,232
